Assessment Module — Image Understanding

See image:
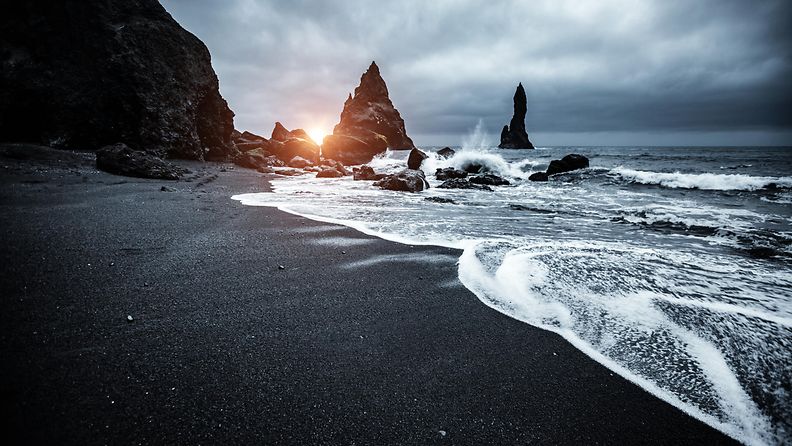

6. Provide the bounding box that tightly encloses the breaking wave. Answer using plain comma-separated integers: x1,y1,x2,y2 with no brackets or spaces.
611,167,792,191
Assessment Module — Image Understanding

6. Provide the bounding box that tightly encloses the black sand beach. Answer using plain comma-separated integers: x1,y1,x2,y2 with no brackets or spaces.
0,146,738,444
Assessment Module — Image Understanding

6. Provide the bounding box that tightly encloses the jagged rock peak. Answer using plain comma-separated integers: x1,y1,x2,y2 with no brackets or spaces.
498,82,534,149
354,61,389,100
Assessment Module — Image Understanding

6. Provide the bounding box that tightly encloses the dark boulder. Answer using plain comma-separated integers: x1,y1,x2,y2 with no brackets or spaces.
373,169,429,192
271,122,292,142
353,165,386,181
435,167,468,181
96,143,183,180
463,163,484,174
316,167,344,178
546,154,589,175
528,172,549,182
240,131,266,142
498,83,534,149
235,141,268,152
0,0,235,160
407,148,428,170
437,147,455,159
323,61,415,164
470,174,510,186
437,178,493,191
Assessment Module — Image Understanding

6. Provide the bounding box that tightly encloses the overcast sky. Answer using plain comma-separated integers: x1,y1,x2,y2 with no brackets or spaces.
161,0,791,146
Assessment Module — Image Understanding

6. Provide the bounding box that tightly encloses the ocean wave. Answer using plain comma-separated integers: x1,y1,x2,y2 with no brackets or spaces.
611,167,792,191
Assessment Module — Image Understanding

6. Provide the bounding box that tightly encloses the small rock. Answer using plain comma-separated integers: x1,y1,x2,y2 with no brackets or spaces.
437,147,455,159
126,315,133,322
160,186,176,192
439,430,447,437
407,148,428,170
278,265,285,270
528,172,549,182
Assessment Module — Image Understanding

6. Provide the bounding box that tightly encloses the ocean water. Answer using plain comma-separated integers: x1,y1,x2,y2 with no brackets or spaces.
233,144,792,445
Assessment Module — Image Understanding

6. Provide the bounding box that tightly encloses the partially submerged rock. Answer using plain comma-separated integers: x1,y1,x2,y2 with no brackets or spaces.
437,147,455,159
352,165,386,181
469,174,510,186
528,172,549,182
546,154,590,175
316,167,344,178
374,169,429,192
437,178,492,191
425,197,457,204
498,83,534,150
322,62,415,164
407,148,428,170
435,167,468,181
288,156,313,168
96,143,183,180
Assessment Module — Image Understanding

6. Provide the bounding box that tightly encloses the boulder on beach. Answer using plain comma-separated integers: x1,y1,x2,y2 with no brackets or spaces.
0,0,236,160
233,148,272,169
353,165,386,181
546,154,590,175
407,148,428,170
288,156,313,168
435,167,468,181
470,174,510,186
322,62,415,164
437,178,493,191
437,147,455,159
96,143,183,180
498,83,534,150
319,158,349,176
374,169,429,192
316,167,344,178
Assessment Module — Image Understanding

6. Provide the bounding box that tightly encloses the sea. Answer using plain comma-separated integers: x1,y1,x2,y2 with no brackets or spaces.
233,137,792,445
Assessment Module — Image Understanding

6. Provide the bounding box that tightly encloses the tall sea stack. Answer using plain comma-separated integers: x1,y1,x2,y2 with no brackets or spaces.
322,61,416,165
0,0,236,160
498,83,534,149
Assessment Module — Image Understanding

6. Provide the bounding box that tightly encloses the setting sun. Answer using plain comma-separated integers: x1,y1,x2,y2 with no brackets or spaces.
307,128,327,145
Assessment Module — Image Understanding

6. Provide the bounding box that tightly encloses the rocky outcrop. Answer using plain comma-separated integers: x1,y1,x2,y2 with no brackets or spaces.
407,148,428,170
498,83,534,150
0,0,236,160
96,143,184,180
528,154,590,181
374,169,428,192
322,62,415,164
266,122,320,162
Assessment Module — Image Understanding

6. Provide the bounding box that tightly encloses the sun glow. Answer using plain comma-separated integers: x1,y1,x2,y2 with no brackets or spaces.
308,128,328,145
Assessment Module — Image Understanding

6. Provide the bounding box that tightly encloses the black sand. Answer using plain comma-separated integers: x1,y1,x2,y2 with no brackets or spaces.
0,145,738,444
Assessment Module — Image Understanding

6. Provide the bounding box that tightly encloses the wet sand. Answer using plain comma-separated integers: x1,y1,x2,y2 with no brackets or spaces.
0,145,737,444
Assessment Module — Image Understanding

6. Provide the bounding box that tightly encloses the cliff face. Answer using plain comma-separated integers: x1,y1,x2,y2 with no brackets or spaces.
322,62,415,164
498,83,534,149
0,0,236,160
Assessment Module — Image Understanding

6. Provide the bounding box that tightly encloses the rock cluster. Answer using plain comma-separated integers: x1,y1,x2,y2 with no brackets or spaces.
0,0,235,160
96,143,184,180
498,83,534,150
322,62,416,165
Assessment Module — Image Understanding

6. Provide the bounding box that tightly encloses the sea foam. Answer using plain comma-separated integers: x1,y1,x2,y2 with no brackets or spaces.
612,167,792,191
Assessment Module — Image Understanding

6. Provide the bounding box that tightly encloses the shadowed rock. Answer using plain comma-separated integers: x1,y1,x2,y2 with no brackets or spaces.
407,148,428,170
353,165,386,181
498,83,534,150
546,154,590,175
437,147,455,159
96,143,183,180
374,169,429,192
435,167,468,181
469,174,510,186
267,122,320,162
322,62,415,164
0,0,235,160
437,178,493,191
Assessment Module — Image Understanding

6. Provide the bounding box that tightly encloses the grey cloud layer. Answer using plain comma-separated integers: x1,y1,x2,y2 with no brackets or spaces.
162,0,791,145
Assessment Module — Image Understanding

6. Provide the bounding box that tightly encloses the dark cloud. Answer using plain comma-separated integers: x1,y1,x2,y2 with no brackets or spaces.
161,0,792,145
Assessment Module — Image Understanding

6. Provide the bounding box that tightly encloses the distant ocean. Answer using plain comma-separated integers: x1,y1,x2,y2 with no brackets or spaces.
234,144,792,445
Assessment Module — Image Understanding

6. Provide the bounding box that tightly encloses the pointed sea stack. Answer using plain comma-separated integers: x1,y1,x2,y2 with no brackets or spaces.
322,61,416,165
498,83,534,149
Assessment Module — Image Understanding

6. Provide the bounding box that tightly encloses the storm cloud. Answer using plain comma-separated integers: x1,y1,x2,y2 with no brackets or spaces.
161,0,792,146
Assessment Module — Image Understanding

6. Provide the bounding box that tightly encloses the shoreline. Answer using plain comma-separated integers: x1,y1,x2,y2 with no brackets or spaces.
0,146,738,444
